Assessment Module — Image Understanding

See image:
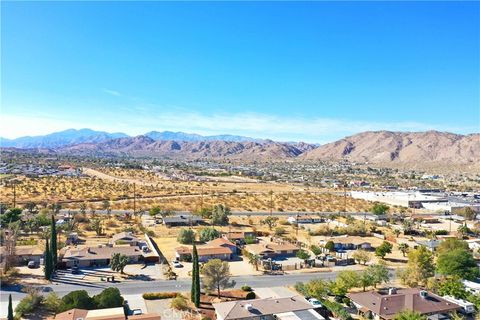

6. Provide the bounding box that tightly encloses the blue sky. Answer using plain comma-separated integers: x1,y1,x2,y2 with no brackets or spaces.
1,1,479,143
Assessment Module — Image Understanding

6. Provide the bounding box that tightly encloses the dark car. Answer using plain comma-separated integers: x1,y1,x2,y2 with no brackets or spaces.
71,266,80,274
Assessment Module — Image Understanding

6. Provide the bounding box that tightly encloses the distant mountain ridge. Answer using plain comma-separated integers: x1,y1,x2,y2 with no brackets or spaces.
0,129,262,148
0,129,128,148
1,129,479,169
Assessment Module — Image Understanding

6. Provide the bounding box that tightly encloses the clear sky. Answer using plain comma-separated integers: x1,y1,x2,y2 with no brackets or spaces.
1,1,479,143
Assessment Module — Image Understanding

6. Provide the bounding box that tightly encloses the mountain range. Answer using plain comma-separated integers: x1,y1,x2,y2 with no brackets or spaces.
1,129,479,168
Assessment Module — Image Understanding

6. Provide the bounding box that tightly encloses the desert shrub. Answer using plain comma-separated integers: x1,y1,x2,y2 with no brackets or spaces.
435,230,449,236
170,295,189,310
279,220,290,225
322,299,352,320
274,227,286,236
241,285,252,292
59,290,95,312
93,287,124,309
199,227,220,242
142,292,179,300
245,235,257,244
15,290,43,318
43,292,62,313
178,228,196,244
17,238,38,246
246,292,256,300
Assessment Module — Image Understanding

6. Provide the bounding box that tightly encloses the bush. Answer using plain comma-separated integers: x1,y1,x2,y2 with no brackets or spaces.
246,291,256,300
342,297,351,306
244,236,257,244
60,290,95,312
170,295,189,310
93,287,124,309
274,227,286,236
199,227,220,242
142,292,179,300
177,229,196,244
15,291,43,317
241,285,252,292
43,292,62,313
322,299,352,320
435,230,449,236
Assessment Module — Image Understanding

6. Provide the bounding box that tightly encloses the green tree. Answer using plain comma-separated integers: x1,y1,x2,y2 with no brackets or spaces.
110,253,129,274
367,263,390,288
24,202,38,214
90,218,103,236
102,200,111,215
436,277,467,299
261,216,279,230
358,271,374,292
334,270,360,295
200,259,235,297
352,249,371,265
177,228,195,244
191,244,200,308
296,279,330,300
398,246,434,287
398,243,409,257
44,238,52,280
436,248,479,280
375,241,393,259
211,204,230,226
324,241,335,252
51,214,57,270
437,238,469,254
243,250,260,271
149,206,161,217
371,203,389,215
296,249,311,262
7,294,13,320
43,292,62,313
395,310,426,320
93,287,124,309
199,227,220,242
310,245,322,256
60,290,94,312
1,208,22,225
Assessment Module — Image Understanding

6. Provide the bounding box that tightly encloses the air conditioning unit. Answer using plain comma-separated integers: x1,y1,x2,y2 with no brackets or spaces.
419,290,428,298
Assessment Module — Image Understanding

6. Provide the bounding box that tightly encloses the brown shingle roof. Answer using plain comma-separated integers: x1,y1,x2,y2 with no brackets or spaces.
63,245,142,261
348,289,460,319
213,296,312,320
175,245,232,256
49,308,88,320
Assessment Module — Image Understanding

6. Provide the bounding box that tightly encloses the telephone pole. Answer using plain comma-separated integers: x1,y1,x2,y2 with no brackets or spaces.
12,183,16,208
133,183,136,215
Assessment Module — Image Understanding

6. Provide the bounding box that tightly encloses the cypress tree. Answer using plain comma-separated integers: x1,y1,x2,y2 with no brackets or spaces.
7,294,13,320
44,238,52,280
51,214,57,270
191,243,197,303
192,244,200,307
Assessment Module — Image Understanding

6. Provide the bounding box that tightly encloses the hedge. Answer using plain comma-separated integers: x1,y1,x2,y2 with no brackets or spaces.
142,292,180,300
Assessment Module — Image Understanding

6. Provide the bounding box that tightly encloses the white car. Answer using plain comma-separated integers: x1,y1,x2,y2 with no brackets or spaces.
308,298,322,308
172,260,183,268
131,309,142,315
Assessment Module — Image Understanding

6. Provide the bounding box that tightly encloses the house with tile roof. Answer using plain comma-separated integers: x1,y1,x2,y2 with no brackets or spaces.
348,288,460,320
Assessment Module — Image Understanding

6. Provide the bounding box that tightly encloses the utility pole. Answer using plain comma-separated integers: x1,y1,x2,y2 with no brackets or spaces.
269,190,273,216
200,185,204,210
343,181,347,213
296,213,299,236
12,183,16,208
133,183,136,215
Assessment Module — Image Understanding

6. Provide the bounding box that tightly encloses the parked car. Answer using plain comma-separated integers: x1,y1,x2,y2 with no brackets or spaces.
172,260,183,268
308,298,322,308
131,309,143,315
71,266,80,274
27,261,38,269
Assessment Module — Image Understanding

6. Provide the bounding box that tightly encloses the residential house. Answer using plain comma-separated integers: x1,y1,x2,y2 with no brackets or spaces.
323,237,372,251
0,245,44,265
348,288,460,320
162,215,202,227
175,237,237,262
49,307,161,320
287,215,323,224
213,296,320,320
223,231,256,245
110,232,142,246
245,241,300,259
62,245,143,267
415,239,442,252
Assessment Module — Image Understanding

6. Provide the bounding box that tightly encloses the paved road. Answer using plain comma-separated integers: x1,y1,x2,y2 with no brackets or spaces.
1,271,340,304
